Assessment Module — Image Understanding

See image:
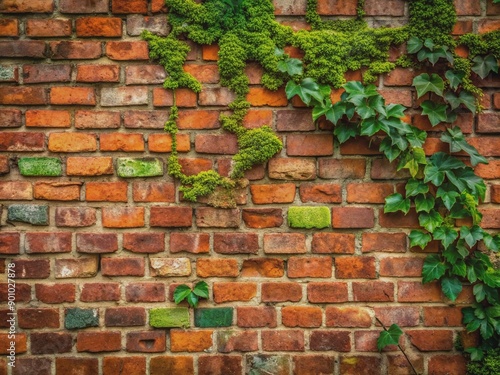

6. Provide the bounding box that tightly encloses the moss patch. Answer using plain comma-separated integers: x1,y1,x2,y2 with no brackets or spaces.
117,158,163,178
18,157,62,177
149,307,190,328
288,206,331,229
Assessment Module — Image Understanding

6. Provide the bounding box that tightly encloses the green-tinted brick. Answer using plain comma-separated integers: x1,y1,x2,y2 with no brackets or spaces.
0,66,16,81
8,204,49,225
287,206,331,229
195,308,233,328
117,158,163,178
18,157,62,176
149,307,189,328
65,308,99,330
247,355,291,375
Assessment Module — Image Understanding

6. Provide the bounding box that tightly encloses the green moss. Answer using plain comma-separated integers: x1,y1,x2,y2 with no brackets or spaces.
150,307,190,328
8,204,49,225
194,308,233,327
460,31,500,59
18,157,62,177
407,0,456,46
467,348,500,375
288,206,331,229
117,158,164,177
65,308,99,330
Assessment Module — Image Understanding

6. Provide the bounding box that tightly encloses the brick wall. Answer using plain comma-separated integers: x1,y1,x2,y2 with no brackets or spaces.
0,0,499,374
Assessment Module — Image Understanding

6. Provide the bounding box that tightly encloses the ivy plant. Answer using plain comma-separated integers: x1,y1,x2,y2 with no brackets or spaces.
174,281,209,308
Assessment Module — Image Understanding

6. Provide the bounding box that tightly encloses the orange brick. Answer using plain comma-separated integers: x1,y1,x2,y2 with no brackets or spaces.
0,19,18,36
0,87,47,105
132,181,175,202
241,258,284,278
67,157,113,176
347,182,393,203
197,258,239,278
112,0,147,13
384,68,417,86
76,64,120,82
318,0,357,15
106,41,149,60
0,181,33,200
149,133,190,153
243,109,273,129
247,87,288,106
213,282,257,303
478,19,500,33
287,134,334,156
250,183,296,204
332,207,374,228
335,256,376,279
102,207,145,228
183,64,219,83
34,181,82,201
0,333,27,354
178,158,213,176
170,330,213,352
76,17,122,37
48,133,97,152
326,307,372,327
50,87,96,105
398,281,443,302
288,256,332,278
282,306,322,328
25,110,71,128
26,19,71,37
77,331,122,352
299,183,342,203
100,133,145,152
202,44,219,60
353,281,395,302
178,110,220,129
308,282,349,303
86,182,128,202
152,88,197,107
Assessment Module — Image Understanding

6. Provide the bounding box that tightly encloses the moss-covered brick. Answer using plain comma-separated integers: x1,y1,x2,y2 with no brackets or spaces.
117,158,163,178
194,308,233,328
8,204,49,225
0,66,16,81
65,308,99,329
287,206,331,229
18,157,62,176
149,307,189,328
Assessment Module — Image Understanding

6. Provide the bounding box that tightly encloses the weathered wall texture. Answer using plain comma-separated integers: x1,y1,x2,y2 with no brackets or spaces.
0,0,499,374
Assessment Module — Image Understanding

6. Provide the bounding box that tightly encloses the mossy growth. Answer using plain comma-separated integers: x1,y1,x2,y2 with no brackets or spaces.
467,348,500,375
459,31,500,59
288,206,331,229
149,307,190,328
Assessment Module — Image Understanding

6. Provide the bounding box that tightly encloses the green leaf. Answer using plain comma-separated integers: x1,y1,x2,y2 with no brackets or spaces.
424,152,466,187
451,259,467,277
413,73,444,98
385,103,406,118
436,188,459,210
377,324,403,351
445,70,465,90
415,194,435,213
409,230,432,249
174,284,192,305
285,78,325,106
483,233,500,252
418,210,443,233
356,101,376,120
187,292,199,308
334,122,359,144
422,254,446,283
379,138,402,162
344,81,378,105
441,127,487,166
473,283,486,302
441,277,462,301
406,127,427,148
483,268,500,288
472,54,499,79
417,46,448,65
458,91,477,113
312,100,333,122
465,347,484,362
193,281,209,298
384,193,411,214
444,92,462,110
360,118,383,136
407,36,423,54
420,100,448,126
322,101,346,124
281,58,303,76
433,226,458,248
480,319,494,339
460,225,483,247
405,178,429,197
486,306,500,318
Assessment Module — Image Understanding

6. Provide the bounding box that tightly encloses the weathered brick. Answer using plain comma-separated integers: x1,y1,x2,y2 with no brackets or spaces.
76,17,122,37
379,208,420,228
213,233,259,254
428,355,467,375
195,134,239,154
398,281,443,302
0,283,30,302
407,330,454,351
0,109,22,128
251,183,296,204
123,232,165,253
237,306,277,328
55,257,98,278
335,257,376,279
0,19,18,36
318,158,366,178
112,0,147,13
18,308,59,329
117,157,164,177
310,331,351,352
48,133,97,152
12,358,52,375
0,87,47,105
364,0,405,15
375,306,420,328
7,204,48,225
262,330,304,351
150,206,193,227
317,0,357,14
213,282,257,303
287,134,334,156
217,330,258,353
170,233,210,254
103,356,147,375
332,207,375,228
0,181,33,200
124,110,170,129
102,207,144,228
56,358,98,375
242,208,283,228
288,256,332,278
31,332,72,354
0,41,46,58
150,258,191,277
60,0,108,13
106,41,149,60
362,232,407,253
35,283,75,304
76,65,120,83
170,330,213,352
105,307,146,327
77,331,121,352
0,232,20,254
196,207,240,228
127,14,169,36
197,355,242,375
26,110,71,128
268,158,316,180
307,282,348,303
352,281,394,302
80,282,120,302
380,257,423,277
263,233,306,254
50,41,102,59
247,87,288,106
199,87,236,106
25,232,72,253
76,233,118,254
125,65,165,84
102,257,145,276
340,355,382,375
34,181,82,201
197,258,239,278
355,330,400,352
261,282,302,303
299,183,342,203
100,133,145,152
150,356,193,375
347,182,394,203
126,283,165,302
12,259,50,279
26,19,71,37
67,157,114,176
281,306,322,328
241,258,284,278
102,86,148,106
0,65,18,83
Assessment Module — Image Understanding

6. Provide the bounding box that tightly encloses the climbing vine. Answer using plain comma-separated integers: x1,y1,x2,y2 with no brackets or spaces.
145,0,500,363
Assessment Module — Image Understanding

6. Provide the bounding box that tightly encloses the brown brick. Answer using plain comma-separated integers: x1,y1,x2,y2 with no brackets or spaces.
123,110,169,129
0,19,18,36
126,283,165,302
56,358,98,375
31,332,72,354
60,0,108,13
105,307,146,327
77,331,121,352
288,257,332,278
0,87,47,105
362,232,407,252
102,207,144,228
101,257,145,276
262,330,304,351
170,330,212,352
353,281,394,302
263,233,306,254
76,110,121,129
35,283,75,304
26,19,71,37
76,233,118,254
287,134,334,156
48,133,97,152
332,207,374,228
428,355,467,375
103,356,147,375
195,134,238,154
379,208,420,228
307,282,348,303
198,355,242,375
261,282,302,303
375,306,420,328
26,110,71,128
217,330,258,353
12,358,52,375
51,87,96,106
299,183,342,203
150,356,193,375
213,233,258,254
241,258,284,278
18,308,58,330
12,259,50,279
318,158,366,179
242,208,283,228
236,306,277,328
311,233,355,254
380,257,423,277
123,232,165,253
66,157,113,176
423,306,463,327
282,306,322,328
170,233,210,254
0,109,21,128
398,281,443,302
25,232,72,254
355,330,400,352
268,158,316,180
150,206,192,227
0,0,53,12
276,109,314,131
76,17,122,37
197,258,239,278
251,183,296,204
0,41,45,58
112,0,147,13
86,181,127,202
309,331,351,352
50,41,102,59
106,41,149,60
0,233,20,254
81,282,120,302
196,207,240,228
317,0,356,14
384,67,417,86
55,257,98,278
364,0,404,15
34,181,81,201
335,257,376,279
407,330,454,351
76,65,120,82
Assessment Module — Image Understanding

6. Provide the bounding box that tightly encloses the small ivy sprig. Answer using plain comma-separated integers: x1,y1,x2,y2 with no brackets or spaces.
174,281,209,308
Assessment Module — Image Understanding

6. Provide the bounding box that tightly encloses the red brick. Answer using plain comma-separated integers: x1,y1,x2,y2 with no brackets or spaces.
454,0,480,15
106,41,149,60
479,19,500,33
26,110,71,128
340,356,382,375
112,0,147,13
34,181,82,201
0,181,32,199
0,109,21,128
398,281,443,302
18,308,59,329
428,355,467,375
335,257,376,279
25,232,72,254
178,110,220,129
380,88,413,107
170,330,212,352
152,88,197,107
213,282,256,303
237,306,277,328
50,87,96,105
81,282,120,302
85,182,127,202
287,134,334,156
282,306,322,328
307,282,348,303
123,232,165,253
126,283,165,302
56,358,98,374
310,331,351,352
0,19,18,36
318,158,366,178
380,257,423,277
311,233,355,254
477,113,500,133
362,233,406,252
247,87,288,106
76,17,122,37
196,207,240,228
213,233,259,254
384,67,417,86
374,306,420,327
100,133,145,152
35,283,75,304
1,0,53,12
55,205,98,226
326,306,372,328
299,183,341,203
332,207,375,228
149,356,193,375
76,233,118,254
50,41,102,59
0,233,20,254
276,110,314,131
217,330,258,353
0,87,47,105
66,157,114,175
76,64,120,82
77,331,121,352
288,257,332,278
170,233,210,254
379,208,420,228
0,41,45,58
355,330,401,352
251,183,296,204
105,307,146,327
26,19,71,37
197,258,239,278
101,257,145,277
103,356,146,375
150,206,192,227
262,330,304,351
241,258,284,278
242,208,283,228
184,64,219,83
30,332,72,354
407,330,453,351
347,182,393,203
0,333,26,354
423,306,463,327
195,134,238,154
198,356,242,375
353,281,395,302
264,233,306,254
102,207,144,228
387,354,424,375
0,283,30,302
365,0,404,15
261,282,302,303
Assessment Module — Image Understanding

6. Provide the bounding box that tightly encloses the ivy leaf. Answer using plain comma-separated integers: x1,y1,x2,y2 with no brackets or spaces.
360,118,383,136
344,81,378,105
458,91,477,113
441,276,462,301
385,103,406,118
460,225,483,248
444,92,461,110
312,100,333,122
187,291,199,308
406,127,427,148
422,254,447,283
384,193,411,214
334,122,359,144
174,284,192,305
193,281,209,298
441,127,487,166
409,230,432,249
377,324,403,351
418,210,443,232
413,73,444,98
424,152,465,187
285,78,325,106
483,268,500,288
471,54,499,79
454,168,486,200
436,188,459,210
465,347,484,362
473,283,486,302
433,226,458,248
445,70,465,90
321,101,345,124
379,138,402,162
420,100,448,126
356,101,376,119
417,46,448,65
277,57,303,76
405,178,429,197
483,233,500,252
415,194,435,213
443,244,461,263
407,36,423,54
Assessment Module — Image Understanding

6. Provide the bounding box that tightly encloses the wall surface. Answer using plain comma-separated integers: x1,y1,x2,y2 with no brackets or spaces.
0,0,499,374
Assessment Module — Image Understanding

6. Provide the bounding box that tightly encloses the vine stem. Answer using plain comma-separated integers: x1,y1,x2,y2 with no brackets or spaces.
375,317,419,375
